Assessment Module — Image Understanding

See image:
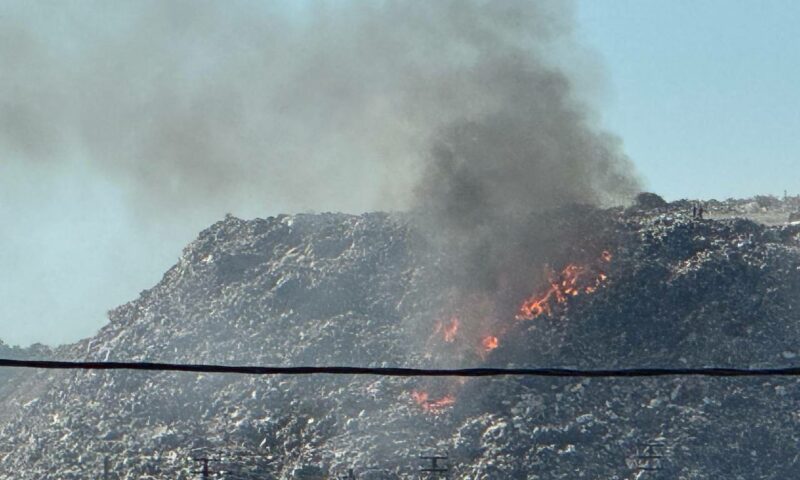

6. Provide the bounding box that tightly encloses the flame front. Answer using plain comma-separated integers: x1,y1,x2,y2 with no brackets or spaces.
433,316,460,343
516,251,611,321
443,317,459,342
411,390,456,414
411,249,613,413
481,335,499,352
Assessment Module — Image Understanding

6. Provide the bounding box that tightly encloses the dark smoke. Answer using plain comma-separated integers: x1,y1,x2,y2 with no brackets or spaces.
1,0,637,219
403,3,639,299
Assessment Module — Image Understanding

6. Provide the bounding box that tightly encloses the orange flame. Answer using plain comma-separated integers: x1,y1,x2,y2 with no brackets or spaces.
516,251,612,321
412,250,612,413
411,390,456,413
481,335,499,352
434,316,460,343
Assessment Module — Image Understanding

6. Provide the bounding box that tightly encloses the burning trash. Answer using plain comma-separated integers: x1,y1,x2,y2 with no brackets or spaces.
434,317,460,343
481,335,499,353
517,251,612,321
411,390,456,414
412,250,613,413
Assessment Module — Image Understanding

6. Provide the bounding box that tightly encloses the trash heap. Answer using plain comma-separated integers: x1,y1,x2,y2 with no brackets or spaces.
1,200,799,479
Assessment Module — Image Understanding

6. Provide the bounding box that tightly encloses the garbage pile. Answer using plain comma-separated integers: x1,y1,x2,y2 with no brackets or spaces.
1,201,799,479
0,341,50,422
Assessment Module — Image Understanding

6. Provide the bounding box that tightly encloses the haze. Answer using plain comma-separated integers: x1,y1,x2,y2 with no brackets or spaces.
1,0,799,346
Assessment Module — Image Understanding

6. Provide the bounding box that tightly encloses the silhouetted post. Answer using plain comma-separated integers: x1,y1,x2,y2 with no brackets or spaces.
193,457,211,479
419,453,449,479
634,443,666,475
103,456,110,480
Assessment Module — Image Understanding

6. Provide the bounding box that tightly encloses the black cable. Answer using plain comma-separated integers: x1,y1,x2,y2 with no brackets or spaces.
1,358,800,377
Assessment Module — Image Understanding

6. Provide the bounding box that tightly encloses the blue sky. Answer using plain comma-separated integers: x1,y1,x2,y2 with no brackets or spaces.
577,0,800,199
1,1,799,346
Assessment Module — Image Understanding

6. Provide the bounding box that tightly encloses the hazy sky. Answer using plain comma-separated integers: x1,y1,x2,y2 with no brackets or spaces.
577,0,800,199
1,1,799,346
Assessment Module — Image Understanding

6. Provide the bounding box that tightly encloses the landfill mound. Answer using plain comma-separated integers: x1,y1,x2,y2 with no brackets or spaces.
1,201,800,479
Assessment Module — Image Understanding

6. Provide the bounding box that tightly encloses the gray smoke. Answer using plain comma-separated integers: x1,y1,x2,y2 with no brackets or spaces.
1,0,638,220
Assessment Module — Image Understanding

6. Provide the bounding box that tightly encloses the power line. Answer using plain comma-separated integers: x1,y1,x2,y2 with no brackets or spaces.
2,358,800,378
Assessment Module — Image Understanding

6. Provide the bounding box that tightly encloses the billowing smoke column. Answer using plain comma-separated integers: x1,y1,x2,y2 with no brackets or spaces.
1,0,637,218
2,0,639,359
3,0,642,418
408,4,639,303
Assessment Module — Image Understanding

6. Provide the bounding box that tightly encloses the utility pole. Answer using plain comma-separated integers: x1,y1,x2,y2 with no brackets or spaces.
103,455,110,480
633,443,667,475
419,453,449,479
192,457,213,479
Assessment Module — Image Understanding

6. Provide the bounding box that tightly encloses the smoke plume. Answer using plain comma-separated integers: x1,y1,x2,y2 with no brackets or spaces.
1,0,637,219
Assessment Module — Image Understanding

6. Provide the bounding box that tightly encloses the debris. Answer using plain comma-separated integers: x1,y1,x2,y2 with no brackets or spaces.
2,201,800,478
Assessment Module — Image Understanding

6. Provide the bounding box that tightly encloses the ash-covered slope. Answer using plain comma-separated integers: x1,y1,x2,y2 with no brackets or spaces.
2,205,800,479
